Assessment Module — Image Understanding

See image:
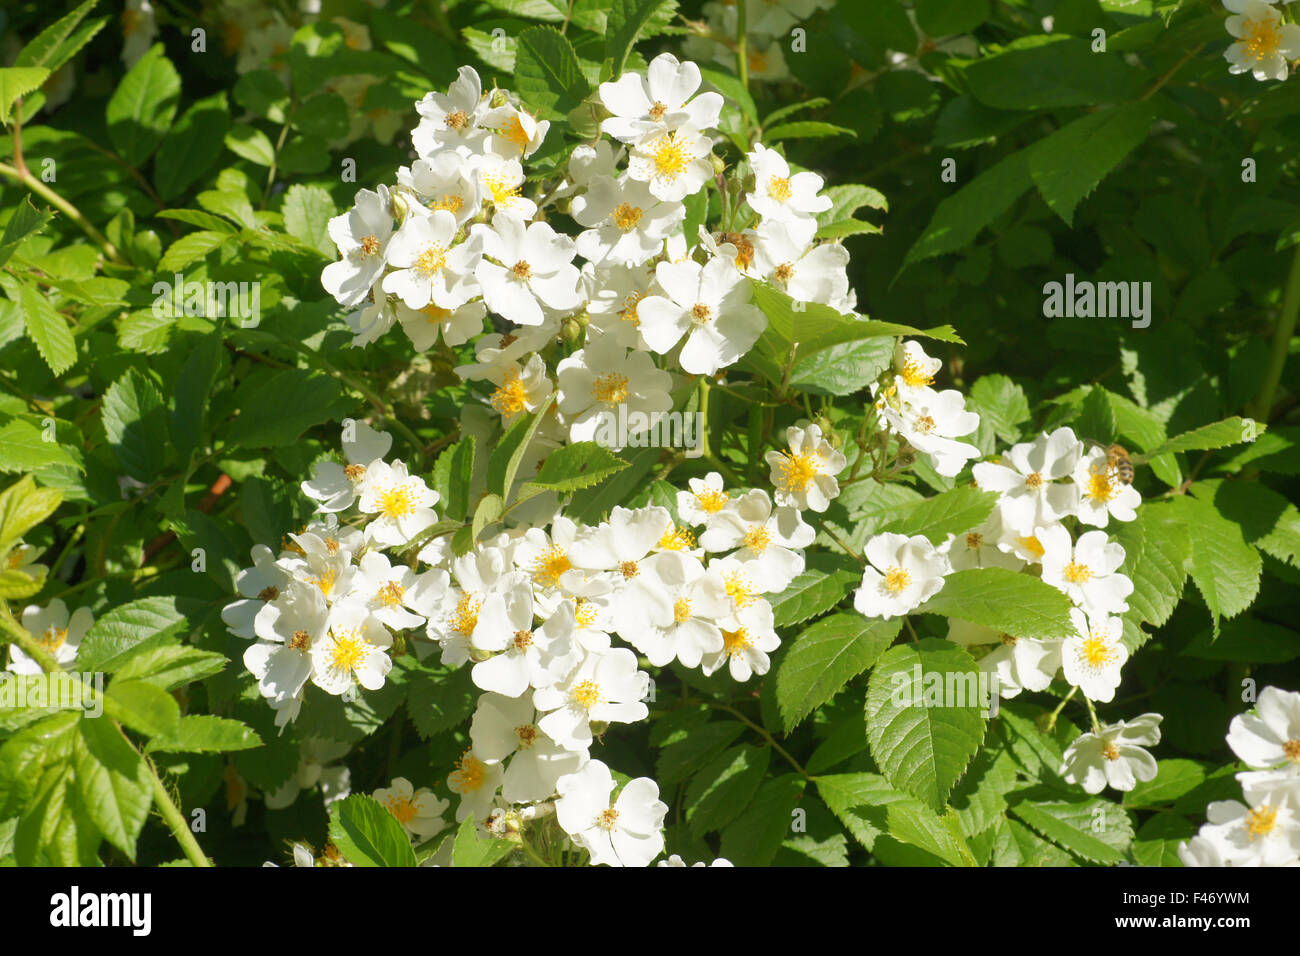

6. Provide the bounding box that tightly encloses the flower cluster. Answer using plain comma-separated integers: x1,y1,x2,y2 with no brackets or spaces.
1181,686,1300,866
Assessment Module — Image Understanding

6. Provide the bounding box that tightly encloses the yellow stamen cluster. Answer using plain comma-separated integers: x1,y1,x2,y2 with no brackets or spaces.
570,679,601,710
767,176,793,201
1062,561,1093,584
1247,805,1278,840
329,629,368,674
414,244,447,277
591,373,630,406
450,750,487,792
650,132,693,179
378,484,417,519
611,203,643,231
490,372,529,417
1080,633,1117,669
377,581,405,607
450,592,482,637
743,525,772,553
533,545,573,588
658,525,696,551
899,356,935,389
883,567,911,594
773,450,819,493
673,598,692,624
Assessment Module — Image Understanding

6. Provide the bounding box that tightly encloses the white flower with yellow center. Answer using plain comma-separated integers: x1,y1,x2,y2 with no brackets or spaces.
301,420,392,514
413,65,491,157
1224,0,1300,82
454,321,559,382
355,551,447,631
853,532,952,619
1061,714,1162,794
700,600,781,682
396,298,487,352
246,580,327,707
568,505,672,588
882,388,981,478
1039,525,1132,618
342,286,396,347
698,226,762,277
764,423,847,513
945,620,1060,698
941,511,1024,573
10,599,93,675
637,257,766,376
473,214,583,326
470,577,578,697
677,472,735,527
1060,608,1128,702
891,340,943,399
446,747,504,823
1227,686,1300,771
972,427,1084,536
396,152,482,227
482,102,551,160
511,518,584,594
554,759,667,868
374,777,450,840
381,208,481,311
322,186,393,307
751,217,849,305
276,531,358,606
627,124,715,203
533,645,650,751
556,333,674,446
310,602,393,696
223,543,292,639
573,175,686,267
617,550,730,668
356,460,441,548
746,143,833,223
582,261,658,350
1199,798,1300,866
698,489,813,592
470,692,588,803
1071,446,1141,528
598,52,723,144
3,541,46,581
475,153,538,220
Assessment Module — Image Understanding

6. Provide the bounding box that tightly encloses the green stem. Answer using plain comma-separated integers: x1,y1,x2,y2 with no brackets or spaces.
0,607,61,672
1249,243,1300,421
712,703,809,780
821,523,864,565
0,161,126,265
1045,686,1077,732
736,0,749,91
146,760,212,867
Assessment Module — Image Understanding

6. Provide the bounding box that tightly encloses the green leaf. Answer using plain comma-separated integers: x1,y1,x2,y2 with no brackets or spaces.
764,121,856,141
916,0,989,35
512,26,590,120
158,229,234,271
16,281,76,375
902,148,1031,268
15,0,104,72
606,0,678,76
1007,793,1131,864
1073,385,1118,446
882,486,998,544
233,70,289,122
1168,493,1261,634
73,716,152,861
1029,102,1154,226
968,375,1029,445
105,44,181,166
471,492,504,541
684,744,770,835
282,184,337,257
815,772,975,865
776,613,901,732
103,679,181,739
866,639,987,811
0,420,79,474
565,446,660,524
656,720,745,785
0,68,50,127
763,97,831,128
1144,416,1261,459
918,567,1076,640
719,774,805,867
329,794,419,867
169,333,224,461
76,596,190,673
787,337,894,396
154,93,230,201
224,124,276,167
699,67,757,125
767,568,859,629
961,35,1142,110
227,369,353,448
113,645,228,691
146,715,261,754
1122,760,1208,809
522,442,629,495
0,198,53,270
0,475,62,552
450,816,515,867
486,393,555,499
1111,502,1189,635
101,368,168,482
440,436,477,522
